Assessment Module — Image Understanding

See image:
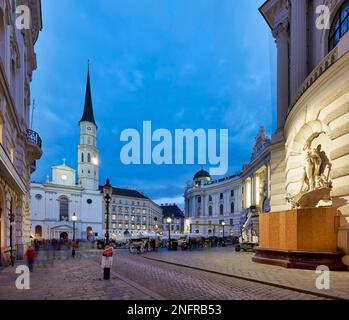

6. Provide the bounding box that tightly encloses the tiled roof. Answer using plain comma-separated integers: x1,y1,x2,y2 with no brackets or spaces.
98,186,149,200
160,205,185,219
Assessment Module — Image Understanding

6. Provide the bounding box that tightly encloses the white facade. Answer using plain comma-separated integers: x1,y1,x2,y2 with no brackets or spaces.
260,0,349,266
31,166,103,241
30,68,103,241
185,128,271,237
104,191,163,239
78,121,99,190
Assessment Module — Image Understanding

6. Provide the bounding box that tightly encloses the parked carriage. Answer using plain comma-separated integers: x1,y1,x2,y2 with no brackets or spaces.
129,237,151,254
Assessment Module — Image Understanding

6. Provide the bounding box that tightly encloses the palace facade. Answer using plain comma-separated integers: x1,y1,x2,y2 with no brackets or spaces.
260,0,349,266
0,1,42,265
184,128,271,237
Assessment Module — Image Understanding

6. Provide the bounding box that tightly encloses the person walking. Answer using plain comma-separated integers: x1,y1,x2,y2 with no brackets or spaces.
25,246,37,272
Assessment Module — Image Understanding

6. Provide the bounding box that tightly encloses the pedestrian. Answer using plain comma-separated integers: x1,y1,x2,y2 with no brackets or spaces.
25,246,37,272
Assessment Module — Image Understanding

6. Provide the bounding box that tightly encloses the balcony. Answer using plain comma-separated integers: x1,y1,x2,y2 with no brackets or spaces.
26,129,43,165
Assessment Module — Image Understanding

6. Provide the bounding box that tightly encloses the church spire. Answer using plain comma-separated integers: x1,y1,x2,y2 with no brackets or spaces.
80,61,97,126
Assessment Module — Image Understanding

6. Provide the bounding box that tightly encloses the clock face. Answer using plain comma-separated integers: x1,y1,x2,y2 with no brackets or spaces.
87,126,92,131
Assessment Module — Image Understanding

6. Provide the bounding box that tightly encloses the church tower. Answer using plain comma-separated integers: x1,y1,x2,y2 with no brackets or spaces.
78,65,99,191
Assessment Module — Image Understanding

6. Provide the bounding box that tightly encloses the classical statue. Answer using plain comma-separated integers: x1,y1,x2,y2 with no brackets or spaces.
287,132,332,208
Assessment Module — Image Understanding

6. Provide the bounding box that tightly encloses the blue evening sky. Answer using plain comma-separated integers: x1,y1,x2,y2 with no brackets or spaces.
31,0,276,205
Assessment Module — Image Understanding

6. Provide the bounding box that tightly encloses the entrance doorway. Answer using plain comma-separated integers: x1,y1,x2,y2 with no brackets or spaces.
60,232,68,242
86,227,93,241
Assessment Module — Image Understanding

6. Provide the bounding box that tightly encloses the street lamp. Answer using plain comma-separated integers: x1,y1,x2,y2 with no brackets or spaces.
103,178,113,246
166,216,172,251
71,213,77,258
221,221,226,247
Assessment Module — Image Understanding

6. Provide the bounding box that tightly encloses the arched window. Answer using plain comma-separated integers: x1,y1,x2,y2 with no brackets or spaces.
81,152,84,162
220,204,224,216
35,225,42,238
329,1,349,51
59,196,69,221
88,153,91,163
231,202,235,214
208,206,213,216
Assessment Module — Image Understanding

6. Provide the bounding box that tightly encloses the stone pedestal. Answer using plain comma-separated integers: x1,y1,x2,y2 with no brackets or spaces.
253,208,348,271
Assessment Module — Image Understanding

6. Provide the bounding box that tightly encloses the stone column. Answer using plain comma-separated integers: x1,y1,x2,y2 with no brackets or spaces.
290,0,308,102
273,19,290,130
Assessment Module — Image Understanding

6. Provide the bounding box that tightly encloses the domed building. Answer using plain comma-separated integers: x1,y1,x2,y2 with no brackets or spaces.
184,128,271,237
193,167,212,186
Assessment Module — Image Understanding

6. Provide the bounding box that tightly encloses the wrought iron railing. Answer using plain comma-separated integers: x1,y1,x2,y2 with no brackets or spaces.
26,129,42,149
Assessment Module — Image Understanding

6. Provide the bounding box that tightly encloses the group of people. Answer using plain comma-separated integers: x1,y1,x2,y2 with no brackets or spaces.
24,238,79,272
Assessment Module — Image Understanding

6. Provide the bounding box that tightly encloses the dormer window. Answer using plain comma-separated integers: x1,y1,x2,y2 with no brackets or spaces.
329,0,349,51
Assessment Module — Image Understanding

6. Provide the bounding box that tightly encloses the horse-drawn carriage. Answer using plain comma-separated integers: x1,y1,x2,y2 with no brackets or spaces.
129,237,151,253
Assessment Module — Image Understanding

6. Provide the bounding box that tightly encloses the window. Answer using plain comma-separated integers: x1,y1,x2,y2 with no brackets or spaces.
81,153,84,162
220,193,223,200
59,196,69,221
231,190,234,198
230,219,234,226
329,1,349,51
198,196,201,203
220,204,224,216
208,206,213,217
88,153,91,163
10,145,14,163
231,202,235,214
209,195,212,202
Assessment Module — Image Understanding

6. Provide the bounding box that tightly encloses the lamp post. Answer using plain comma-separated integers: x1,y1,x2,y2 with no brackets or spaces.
103,179,113,246
166,216,172,251
8,203,14,267
71,213,77,258
221,221,226,247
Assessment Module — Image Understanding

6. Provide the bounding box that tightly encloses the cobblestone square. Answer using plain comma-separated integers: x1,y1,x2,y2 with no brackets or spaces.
1,247,347,300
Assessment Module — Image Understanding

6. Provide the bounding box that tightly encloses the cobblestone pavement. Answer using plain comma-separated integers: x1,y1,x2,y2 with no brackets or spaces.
144,247,349,300
86,250,325,300
0,248,332,300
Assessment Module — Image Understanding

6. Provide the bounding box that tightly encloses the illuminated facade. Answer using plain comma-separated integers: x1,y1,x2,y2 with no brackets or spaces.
0,1,42,265
184,128,271,237
260,0,349,266
30,69,103,241
103,188,163,239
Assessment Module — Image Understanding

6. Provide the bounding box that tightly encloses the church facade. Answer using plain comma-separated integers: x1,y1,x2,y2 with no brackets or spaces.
30,68,103,241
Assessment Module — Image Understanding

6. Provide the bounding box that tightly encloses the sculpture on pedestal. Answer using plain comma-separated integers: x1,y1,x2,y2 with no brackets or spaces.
287,132,332,208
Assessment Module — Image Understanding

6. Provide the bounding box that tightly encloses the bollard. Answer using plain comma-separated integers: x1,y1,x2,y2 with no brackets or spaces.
102,245,113,280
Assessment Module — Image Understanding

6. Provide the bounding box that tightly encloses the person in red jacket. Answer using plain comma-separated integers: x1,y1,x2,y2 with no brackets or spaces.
25,246,37,272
